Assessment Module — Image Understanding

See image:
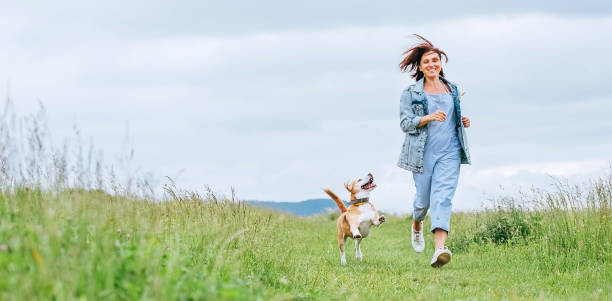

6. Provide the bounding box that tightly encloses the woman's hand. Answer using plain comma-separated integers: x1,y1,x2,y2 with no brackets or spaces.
426,110,447,122
418,110,446,127
462,116,470,128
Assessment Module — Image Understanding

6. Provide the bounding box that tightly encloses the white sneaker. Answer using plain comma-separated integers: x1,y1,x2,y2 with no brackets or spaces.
411,222,425,253
430,247,452,268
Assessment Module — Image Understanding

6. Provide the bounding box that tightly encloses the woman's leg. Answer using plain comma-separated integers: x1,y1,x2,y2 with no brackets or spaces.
411,161,433,252
412,160,434,226
413,220,422,231
428,150,461,246
434,229,447,249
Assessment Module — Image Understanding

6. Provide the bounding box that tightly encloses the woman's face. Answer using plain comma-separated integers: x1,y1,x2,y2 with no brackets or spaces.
419,51,442,79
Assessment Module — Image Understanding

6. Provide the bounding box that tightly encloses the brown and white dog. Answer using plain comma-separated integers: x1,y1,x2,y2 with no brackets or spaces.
324,173,385,265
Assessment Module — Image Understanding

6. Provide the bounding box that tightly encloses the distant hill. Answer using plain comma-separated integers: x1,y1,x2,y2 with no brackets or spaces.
247,198,347,216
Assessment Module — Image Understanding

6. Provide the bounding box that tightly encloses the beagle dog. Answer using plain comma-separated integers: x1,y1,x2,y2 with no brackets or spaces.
324,173,385,265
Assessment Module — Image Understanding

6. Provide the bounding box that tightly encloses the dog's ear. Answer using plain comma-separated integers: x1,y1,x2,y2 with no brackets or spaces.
344,181,355,193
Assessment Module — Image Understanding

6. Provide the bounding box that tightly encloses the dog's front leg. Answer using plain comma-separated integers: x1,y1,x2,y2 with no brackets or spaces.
371,214,386,226
355,238,363,261
348,215,362,238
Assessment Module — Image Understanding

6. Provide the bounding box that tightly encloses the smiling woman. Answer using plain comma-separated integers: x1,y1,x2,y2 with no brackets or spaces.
397,34,472,268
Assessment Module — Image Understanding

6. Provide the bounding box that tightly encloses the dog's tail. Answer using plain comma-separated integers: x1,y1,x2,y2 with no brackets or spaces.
323,189,347,213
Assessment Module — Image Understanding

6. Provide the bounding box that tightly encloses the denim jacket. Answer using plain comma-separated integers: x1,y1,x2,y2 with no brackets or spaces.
397,77,471,173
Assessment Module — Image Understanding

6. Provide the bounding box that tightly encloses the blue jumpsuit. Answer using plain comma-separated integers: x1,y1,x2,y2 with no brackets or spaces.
413,92,461,233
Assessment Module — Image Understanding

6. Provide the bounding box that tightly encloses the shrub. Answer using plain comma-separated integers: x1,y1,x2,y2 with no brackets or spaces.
327,212,339,221
474,205,541,245
448,199,542,252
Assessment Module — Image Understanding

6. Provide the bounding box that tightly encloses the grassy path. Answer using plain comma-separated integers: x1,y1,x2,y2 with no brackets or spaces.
245,215,610,300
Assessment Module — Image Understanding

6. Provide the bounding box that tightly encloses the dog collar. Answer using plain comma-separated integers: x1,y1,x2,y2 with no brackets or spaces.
349,197,369,206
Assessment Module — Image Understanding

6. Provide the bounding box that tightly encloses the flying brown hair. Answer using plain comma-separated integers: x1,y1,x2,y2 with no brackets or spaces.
399,34,448,81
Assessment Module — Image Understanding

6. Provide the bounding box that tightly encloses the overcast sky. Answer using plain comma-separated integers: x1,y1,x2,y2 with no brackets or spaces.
1,1,611,212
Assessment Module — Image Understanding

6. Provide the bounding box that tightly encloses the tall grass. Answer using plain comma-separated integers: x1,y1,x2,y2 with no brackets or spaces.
530,174,611,271
0,96,154,197
448,170,611,272
0,186,284,299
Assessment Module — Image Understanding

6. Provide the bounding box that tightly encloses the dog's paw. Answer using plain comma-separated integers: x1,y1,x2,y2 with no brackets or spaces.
378,216,386,223
341,258,347,265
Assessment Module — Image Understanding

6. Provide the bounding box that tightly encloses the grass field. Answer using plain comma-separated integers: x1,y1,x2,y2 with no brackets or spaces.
0,175,610,300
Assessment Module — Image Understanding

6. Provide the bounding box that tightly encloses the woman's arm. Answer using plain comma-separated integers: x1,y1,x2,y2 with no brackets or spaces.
400,89,448,132
399,90,421,134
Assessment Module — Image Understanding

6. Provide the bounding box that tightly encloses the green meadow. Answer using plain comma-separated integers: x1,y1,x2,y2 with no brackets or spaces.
0,173,610,300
